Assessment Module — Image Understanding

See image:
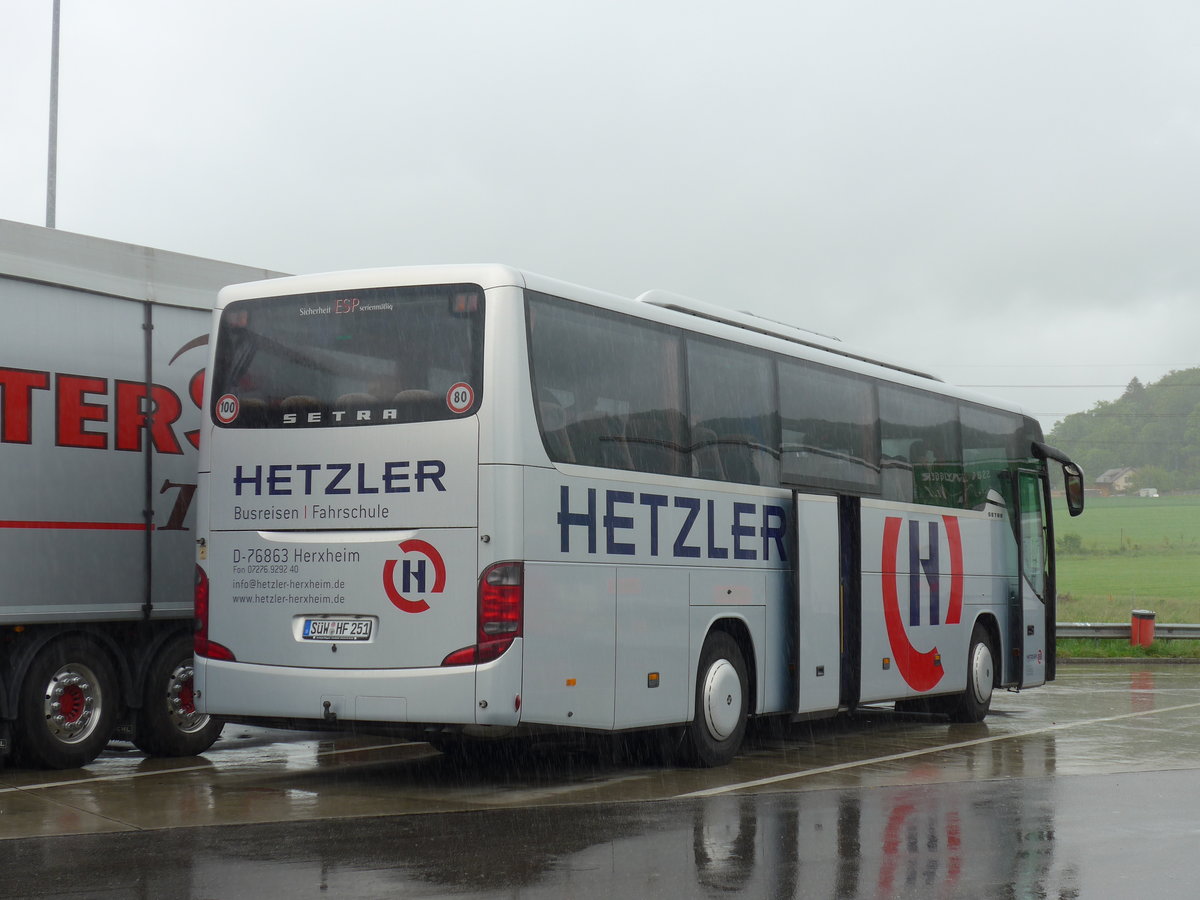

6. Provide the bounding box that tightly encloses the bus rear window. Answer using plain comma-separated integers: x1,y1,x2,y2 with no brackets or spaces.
210,284,484,428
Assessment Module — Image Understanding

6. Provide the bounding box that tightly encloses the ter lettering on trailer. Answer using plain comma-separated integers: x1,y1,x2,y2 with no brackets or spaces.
1,365,194,453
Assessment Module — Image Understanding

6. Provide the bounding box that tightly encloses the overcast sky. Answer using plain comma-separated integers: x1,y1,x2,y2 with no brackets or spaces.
3,1,1199,433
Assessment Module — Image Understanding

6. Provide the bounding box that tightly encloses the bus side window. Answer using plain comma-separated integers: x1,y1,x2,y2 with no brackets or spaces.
538,395,575,463
527,291,683,477
624,409,689,477
778,358,879,495
691,426,725,481
878,385,964,509
961,404,1026,511
880,455,914,503
565,412,633,470
687,336,778,487
719,436,761,485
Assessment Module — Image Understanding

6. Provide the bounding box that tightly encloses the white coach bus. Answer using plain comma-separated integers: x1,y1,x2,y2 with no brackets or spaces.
194,266,1083,766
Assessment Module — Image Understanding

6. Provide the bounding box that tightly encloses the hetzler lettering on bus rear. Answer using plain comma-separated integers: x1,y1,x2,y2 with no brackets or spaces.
233,460,447,496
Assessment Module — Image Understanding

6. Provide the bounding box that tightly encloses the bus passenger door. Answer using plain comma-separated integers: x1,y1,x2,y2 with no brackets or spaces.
1011,468,1050,689
792,493,843,715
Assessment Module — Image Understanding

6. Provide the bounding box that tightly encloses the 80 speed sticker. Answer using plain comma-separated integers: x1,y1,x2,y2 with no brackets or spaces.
446,382,474,414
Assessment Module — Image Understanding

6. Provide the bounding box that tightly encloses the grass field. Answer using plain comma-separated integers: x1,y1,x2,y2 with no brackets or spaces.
1053,494,1200,627
1056,638,1200,660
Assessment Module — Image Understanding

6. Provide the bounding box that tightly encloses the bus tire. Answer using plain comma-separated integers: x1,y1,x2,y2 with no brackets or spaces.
947,623,995,723
133,634,224,757
15,638,118,769
684,631,749,767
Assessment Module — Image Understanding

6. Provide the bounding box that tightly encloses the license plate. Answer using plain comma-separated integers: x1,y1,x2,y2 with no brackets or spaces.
302,617,373,641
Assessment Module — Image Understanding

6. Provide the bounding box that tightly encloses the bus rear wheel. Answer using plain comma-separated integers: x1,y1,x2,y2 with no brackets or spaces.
684,631,749,767
16,638,117,769
946,623,995,723
133,634,224,757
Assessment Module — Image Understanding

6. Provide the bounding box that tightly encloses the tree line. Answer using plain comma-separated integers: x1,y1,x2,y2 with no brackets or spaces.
1047,369,1200,493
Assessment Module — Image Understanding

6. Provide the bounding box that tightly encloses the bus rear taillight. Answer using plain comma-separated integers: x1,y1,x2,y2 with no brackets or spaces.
194,564,235,661
441,561,523,666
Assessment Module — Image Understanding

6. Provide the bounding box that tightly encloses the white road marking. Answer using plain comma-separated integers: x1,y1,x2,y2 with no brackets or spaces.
675,700,1200,799
0,740,414,795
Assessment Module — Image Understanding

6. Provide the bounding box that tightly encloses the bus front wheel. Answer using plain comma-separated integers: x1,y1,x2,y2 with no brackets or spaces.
684,631,749,767
947,623,995,723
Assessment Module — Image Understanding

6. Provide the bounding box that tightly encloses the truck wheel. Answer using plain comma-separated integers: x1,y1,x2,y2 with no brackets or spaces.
134,634,224,757
946,623,995,723
684,631,749,767
16,639,118,769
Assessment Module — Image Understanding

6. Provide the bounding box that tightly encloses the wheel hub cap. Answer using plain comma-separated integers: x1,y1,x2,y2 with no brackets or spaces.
971,643,994,705
44,666,101,744
167,663,208,733
702,659,742,741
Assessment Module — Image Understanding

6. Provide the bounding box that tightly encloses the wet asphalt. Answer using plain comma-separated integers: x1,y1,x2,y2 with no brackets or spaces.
2,663,1198,899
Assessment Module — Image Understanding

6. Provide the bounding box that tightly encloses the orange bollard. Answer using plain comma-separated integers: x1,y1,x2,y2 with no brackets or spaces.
1131,609,1156,648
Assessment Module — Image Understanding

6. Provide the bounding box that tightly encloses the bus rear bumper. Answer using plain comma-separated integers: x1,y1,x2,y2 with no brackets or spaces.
196,647,523,728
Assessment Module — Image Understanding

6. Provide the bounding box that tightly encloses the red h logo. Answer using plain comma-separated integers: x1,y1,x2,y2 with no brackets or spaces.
881,516,964,691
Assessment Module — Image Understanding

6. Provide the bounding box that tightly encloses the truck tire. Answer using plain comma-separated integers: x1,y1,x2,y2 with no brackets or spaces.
16,638,118,769
133,634,224,757
683,631,749,767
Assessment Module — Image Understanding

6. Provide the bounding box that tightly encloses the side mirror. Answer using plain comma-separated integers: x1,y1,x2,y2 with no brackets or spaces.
1063,463,1085,517
1031,442,1086,518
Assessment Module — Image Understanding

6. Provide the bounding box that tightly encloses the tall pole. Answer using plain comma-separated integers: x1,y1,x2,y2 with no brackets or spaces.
46,0,61,228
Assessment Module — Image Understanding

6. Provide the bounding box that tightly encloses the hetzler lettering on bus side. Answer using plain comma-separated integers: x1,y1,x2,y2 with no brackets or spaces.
556,484,787,562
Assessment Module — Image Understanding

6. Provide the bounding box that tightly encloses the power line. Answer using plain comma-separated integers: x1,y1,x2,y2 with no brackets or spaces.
939,363,1199,368
1051,441,1195,447
962,384,1200,389
1040,413,1200,418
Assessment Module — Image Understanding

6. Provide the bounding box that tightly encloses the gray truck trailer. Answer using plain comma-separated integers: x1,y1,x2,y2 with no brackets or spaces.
0,219,282,767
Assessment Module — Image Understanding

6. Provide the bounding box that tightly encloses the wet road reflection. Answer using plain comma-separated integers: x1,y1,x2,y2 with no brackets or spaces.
2,664,1199,898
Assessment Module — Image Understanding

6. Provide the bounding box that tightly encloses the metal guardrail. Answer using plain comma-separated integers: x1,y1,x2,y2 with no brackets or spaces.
1058,622,1200,640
